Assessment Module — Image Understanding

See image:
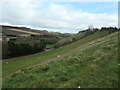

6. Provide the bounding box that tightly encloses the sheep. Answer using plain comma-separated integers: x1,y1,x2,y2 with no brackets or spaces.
97,39,101,42
6,62,8,64
92,41,94,44
78,86,81,88
89,43,92,45
57,55,60,57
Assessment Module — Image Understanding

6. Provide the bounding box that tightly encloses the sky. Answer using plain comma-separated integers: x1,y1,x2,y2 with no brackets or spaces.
0,0,118,33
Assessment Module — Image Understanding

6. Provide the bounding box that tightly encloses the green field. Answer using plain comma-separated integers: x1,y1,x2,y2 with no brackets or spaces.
2,31,118,88
45,44,53,49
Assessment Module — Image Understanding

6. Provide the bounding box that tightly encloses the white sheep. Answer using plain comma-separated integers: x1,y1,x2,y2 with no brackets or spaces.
57,55,60,57
97,39,101,42
78,86,81,88
6,62,8,64
92,41,94,44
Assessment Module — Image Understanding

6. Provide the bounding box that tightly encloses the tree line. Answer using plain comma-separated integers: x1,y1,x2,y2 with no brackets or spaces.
2,40,46,59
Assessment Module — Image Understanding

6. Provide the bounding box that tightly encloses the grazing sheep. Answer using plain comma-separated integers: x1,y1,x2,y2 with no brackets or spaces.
78,86,81,88
92,41,94,44
57,55,60,57
42,68,49,72
6,62,8,64
97,39,101,42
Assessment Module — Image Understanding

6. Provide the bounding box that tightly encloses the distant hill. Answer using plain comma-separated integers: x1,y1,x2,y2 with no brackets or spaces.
2,25,74,59
1,25,72,39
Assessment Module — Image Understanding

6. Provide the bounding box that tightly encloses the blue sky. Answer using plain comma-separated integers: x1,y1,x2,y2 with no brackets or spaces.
55,2,118,14
1,1,118,33
35,2,118,14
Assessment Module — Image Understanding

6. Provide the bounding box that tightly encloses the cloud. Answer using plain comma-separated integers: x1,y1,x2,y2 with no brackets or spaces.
1,1,117,33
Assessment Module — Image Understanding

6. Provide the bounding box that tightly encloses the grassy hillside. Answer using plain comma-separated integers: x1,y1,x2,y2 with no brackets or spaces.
53,30,109,48
3,30,110,77
54,31,86,45
54,27,118,48
3,32,118,88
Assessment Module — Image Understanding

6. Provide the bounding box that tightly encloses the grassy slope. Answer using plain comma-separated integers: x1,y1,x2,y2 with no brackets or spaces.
54,31,86,45
3,31,110,77
45,44,53,49
3,32,118,88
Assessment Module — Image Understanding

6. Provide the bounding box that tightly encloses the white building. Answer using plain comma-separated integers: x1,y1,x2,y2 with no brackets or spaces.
88,25,93,31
